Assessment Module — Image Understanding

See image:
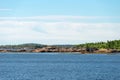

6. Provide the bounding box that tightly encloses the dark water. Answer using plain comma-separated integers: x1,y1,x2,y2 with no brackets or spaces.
0,53,120,80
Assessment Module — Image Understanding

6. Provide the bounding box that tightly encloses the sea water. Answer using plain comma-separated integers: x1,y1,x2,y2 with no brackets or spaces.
0,53,120,80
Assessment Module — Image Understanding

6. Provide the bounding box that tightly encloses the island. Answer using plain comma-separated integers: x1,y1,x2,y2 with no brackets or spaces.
0,40,120,54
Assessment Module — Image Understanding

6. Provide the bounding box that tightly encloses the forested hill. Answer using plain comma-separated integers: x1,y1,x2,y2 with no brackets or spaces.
0,43,47,49
0,40,120,50
76,40,120,49
0,43,75,49
52,45,75,48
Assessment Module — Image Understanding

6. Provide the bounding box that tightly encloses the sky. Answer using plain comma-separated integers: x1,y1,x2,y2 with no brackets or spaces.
0,0,120,45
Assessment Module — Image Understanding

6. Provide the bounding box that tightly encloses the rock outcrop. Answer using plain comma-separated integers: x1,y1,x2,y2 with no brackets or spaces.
0,46,120,54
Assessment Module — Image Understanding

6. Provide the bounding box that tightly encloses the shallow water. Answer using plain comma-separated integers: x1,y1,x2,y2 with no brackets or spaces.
0,53,120,80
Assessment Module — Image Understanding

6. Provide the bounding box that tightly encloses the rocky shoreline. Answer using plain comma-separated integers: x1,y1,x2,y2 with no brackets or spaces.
0,46,120,54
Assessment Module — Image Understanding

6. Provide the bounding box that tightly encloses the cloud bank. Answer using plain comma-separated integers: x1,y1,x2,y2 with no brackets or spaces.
0,16,120,45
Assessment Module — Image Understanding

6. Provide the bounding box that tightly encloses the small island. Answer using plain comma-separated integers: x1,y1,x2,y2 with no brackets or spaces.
0,40,120,54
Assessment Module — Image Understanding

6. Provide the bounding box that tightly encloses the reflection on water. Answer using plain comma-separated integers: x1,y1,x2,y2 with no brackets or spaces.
0,53,120,80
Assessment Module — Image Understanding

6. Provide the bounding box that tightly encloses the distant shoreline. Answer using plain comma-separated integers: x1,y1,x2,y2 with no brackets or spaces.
0,48,120,54
0,39,120,54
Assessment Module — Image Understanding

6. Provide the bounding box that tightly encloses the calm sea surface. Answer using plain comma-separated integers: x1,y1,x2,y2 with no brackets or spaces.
0,53,120,80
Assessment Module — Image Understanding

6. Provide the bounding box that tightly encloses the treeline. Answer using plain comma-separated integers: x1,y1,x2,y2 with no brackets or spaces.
0,40,120,50
76,40,120,49
52,45,75,48
0,43,46,49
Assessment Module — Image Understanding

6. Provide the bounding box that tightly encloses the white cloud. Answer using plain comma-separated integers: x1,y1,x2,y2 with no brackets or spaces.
0,8,12,11
0,16,120,44
0,16,119,21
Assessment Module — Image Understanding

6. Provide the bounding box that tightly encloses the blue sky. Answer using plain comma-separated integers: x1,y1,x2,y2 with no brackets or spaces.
0,0,120,16
0,0,120,45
